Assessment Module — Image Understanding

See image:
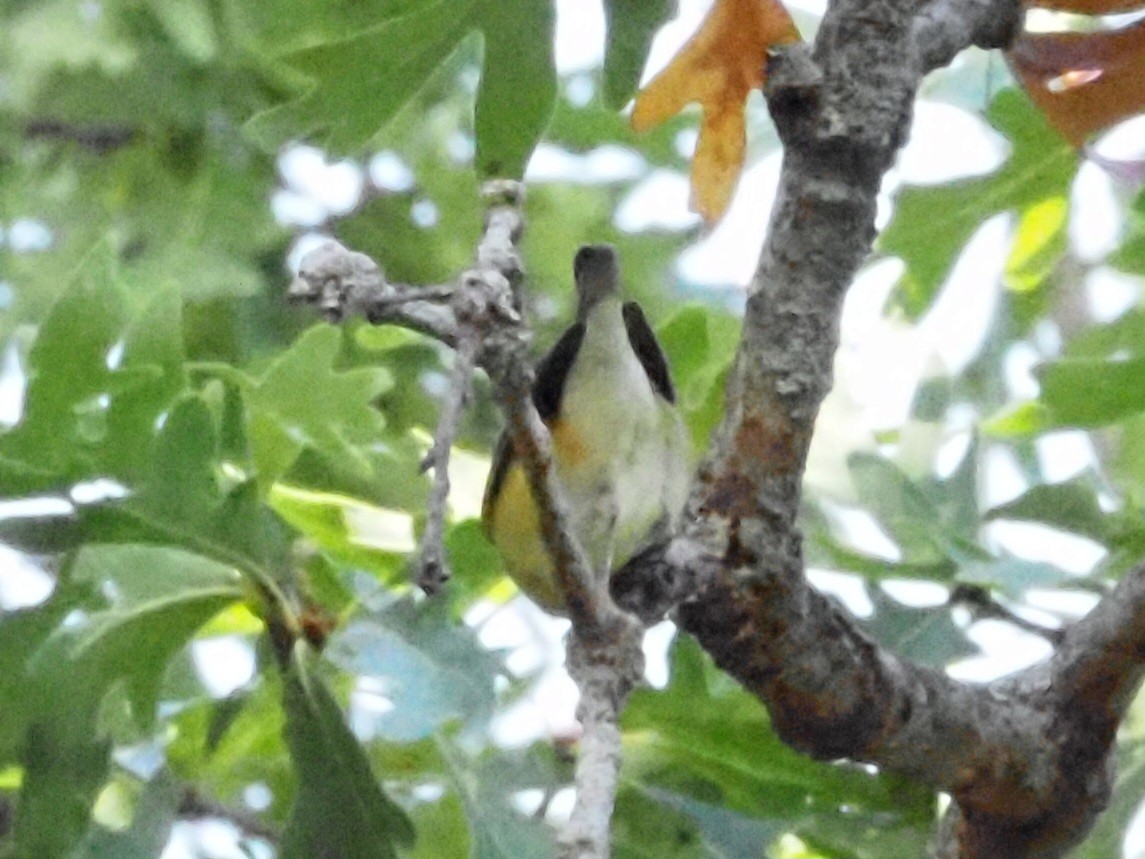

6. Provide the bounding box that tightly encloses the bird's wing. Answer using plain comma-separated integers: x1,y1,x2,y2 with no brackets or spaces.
622,301,676,403
481,321,587,531
532,321,587,420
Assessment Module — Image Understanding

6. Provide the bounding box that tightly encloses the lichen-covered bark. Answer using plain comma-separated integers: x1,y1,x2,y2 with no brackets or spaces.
613,0,1145,855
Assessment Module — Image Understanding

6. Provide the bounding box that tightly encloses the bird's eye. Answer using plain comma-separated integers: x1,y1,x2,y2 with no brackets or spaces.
573,246,596,278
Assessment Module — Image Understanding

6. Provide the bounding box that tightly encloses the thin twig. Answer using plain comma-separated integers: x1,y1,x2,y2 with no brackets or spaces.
289,243,459,346
415,329,478,594
949,583,1065,645
25,119,137,153
177,787,280,842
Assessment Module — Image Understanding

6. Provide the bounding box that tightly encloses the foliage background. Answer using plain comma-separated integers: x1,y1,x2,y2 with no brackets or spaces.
1,0,1144,857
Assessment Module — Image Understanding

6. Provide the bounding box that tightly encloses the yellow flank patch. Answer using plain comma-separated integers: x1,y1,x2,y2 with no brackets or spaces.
549,418,586,466
486,462,563,611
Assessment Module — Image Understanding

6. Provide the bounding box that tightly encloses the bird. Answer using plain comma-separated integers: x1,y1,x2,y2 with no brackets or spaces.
482,244,690,613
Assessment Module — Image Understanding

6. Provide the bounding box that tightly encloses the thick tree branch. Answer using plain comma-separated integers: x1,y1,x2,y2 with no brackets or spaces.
612,0,1145,855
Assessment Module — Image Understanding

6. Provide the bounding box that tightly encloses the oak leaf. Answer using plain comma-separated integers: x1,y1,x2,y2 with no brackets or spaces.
1009,18,1145,147
631,0,801,223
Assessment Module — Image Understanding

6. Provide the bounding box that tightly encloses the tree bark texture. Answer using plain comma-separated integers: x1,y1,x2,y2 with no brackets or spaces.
613,0,1145,856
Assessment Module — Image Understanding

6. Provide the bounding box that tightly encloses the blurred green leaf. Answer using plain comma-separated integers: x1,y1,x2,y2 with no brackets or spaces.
437,738,559,859
848,454,946,563
71,770,179,859
474,1,557,178
861,587,978,668
0,242,128,485
167,678,294,821
269,483,414,584
10,545,242,858
880,90,1076,318
36,544,245,725
0,592,82,762
602,0,673,109
1035,356,1145,427
954,554,1071,600
280,645,415,859
623,639,933,856
247,324,393,487
14,723,110,859
326,598,501,741
247,0,556,180
614,786,708,859
985,474,1112,543
1003,196,1067,295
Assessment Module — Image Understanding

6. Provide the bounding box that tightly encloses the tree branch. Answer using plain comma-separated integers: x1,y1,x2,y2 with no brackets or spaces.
177,787,280,843
612,0,1145,854
414,327,478,595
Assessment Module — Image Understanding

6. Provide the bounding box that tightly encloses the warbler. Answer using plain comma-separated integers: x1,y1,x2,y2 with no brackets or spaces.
482,244,689,613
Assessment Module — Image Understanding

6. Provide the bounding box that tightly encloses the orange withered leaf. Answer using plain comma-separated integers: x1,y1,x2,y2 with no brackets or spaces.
1009,20,1145,147
631,0,801,223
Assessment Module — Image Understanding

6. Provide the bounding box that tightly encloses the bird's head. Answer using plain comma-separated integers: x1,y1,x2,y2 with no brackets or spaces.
573,244,620,320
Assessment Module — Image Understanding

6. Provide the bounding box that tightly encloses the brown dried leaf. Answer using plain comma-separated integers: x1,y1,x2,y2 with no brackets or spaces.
631,0,801,222
1008,20,1145,147
1023,0,1144,12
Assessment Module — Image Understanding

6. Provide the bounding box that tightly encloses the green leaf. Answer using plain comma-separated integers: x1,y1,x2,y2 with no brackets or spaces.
71,770,179,859
444,519,511,609
0,242,128,483
880,89,1076,318
268,483,414,584
614,786,707,859
639,787,784,858
220,0,424,54
280,646,415,859
37,544,246,724
985,474,1112,543
954,554,1071,600
103,287,187,481
437,738,559,859
623,639,933,853
848,453,945,563
654,304,740,452
145,395,221,526
246,0,557,179
166,679,294,821
1003,196,1067,295
10,546,240,858
248,324,393,487
982,401,1052,438
0,592,84,762
245,1,469,153
14,723,110,859
602,0,673,109
325,598,501,741
1035,356,1145,427
474,2,557,178
860,587,979,668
